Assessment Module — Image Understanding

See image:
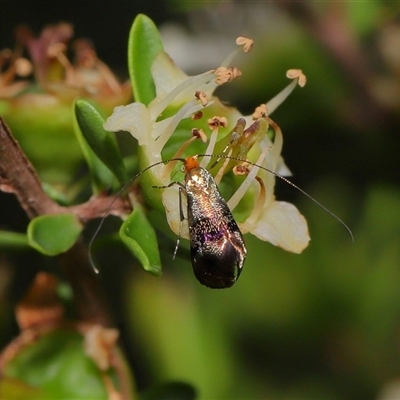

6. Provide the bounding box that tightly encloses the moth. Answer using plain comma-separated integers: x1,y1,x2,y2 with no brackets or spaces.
90,154,353,289
172,156,246,289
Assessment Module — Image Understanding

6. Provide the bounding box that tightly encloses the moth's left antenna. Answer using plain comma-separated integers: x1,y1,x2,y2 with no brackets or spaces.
88,157,184,274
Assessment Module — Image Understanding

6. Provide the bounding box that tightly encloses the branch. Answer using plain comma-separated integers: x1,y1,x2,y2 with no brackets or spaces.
0,116,131,326
0,118,63,218
0,117,130,221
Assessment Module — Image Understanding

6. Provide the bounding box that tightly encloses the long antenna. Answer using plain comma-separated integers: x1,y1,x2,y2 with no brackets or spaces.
197,153,354,242
88,157,185,273
89,152,354,273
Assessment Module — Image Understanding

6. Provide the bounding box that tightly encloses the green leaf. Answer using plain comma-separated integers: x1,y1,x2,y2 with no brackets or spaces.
119,206,162,276
27,214,83,256
0,377,44,400
42,183,71,206
2,330,111,399
74,99,127,185
0,231,29,250
128,14,164,105
1,93,84,185
73,107,114,194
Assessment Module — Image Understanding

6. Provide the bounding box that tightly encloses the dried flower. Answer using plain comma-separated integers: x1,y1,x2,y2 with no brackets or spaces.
0,23,131,182
84,325,119,371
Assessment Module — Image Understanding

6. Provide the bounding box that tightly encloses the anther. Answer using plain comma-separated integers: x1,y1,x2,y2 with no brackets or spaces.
236,36,254,53
233,163,251,176
15,58,32,77
207,116,228,130
214,67,242,85
192,111,203,120
286,69,307,88
252,104,268,120
161,135,200,180
192,128,207,143
195,90,208,106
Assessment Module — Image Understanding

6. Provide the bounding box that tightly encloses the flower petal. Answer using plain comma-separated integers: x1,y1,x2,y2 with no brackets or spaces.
152,52,189,101
162,186,190,239
250,200,310,253
103,103,152,146
276,156,292,176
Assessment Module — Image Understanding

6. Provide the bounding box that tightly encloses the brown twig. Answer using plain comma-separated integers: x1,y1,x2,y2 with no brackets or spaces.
0,118,63,218
0,117,130,221
0,116,131,326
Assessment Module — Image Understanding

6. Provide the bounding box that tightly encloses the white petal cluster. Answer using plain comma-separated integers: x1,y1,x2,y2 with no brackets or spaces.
104,40,309,253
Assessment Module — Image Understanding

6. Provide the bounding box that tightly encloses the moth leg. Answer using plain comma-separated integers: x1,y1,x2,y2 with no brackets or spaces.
153,181,187,259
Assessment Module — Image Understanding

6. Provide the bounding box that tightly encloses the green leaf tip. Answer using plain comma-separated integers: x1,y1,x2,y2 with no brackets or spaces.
74,99,127,185
128,14,164,105
27,214,83,256
119,207,162,276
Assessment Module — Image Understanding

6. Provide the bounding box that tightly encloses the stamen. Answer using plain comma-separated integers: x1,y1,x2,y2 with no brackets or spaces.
95,60,123,93
208,116,228,130
200,132,217,168
161,132,199,180
252,104,268,120
232,163,251,178
152,98,205,155
220,47,242,68
197,78,216,95
193,128,207,143
236,37,254,53
286,69,307,87
214,36,254,74
15,58,32,77
206,118,247,169
200,116,228,168
150,70,214,119
73,38,121,94
266,74,303,115
266,117,283,168
195,91,208,106
214,67,242,85
245,177,266,226
192,111,203,120
47,43,75,84
214,149,233,185
227,145,270,210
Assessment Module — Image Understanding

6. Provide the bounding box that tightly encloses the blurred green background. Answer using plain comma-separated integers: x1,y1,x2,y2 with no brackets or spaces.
1,1,400,399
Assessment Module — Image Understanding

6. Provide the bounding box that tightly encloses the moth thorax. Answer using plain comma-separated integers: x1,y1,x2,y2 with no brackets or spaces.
185,167,208,187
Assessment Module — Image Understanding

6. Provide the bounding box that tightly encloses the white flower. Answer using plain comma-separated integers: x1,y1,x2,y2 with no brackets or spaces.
227,116,310,253
104,38,309,253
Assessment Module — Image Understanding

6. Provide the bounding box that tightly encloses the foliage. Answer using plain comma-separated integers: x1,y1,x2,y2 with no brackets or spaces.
1,4,400,400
